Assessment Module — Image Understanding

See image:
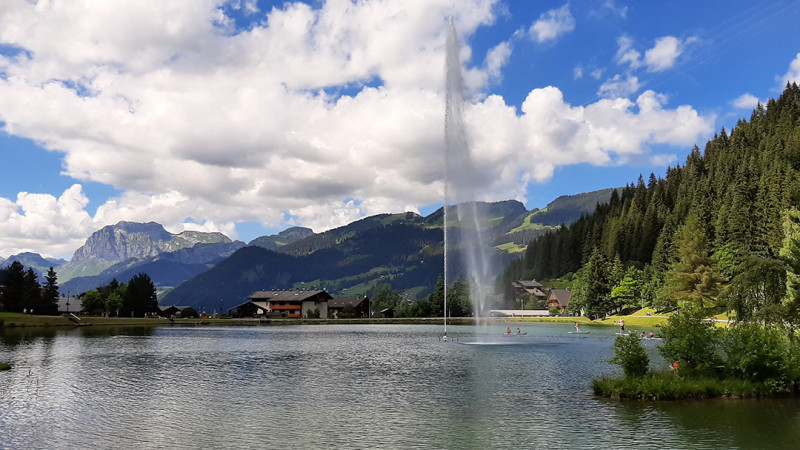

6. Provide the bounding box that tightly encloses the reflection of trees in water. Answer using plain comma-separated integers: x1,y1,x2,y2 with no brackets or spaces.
1,326,157,347
615,398,800,448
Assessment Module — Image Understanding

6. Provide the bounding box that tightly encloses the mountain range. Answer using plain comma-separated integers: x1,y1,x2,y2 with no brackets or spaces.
2,189,616,311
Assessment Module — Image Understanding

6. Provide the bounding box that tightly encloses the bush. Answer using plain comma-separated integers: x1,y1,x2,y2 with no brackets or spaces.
658,307,720,372
723,323,788,381
0,362,11,371
609,334,650,378
591,371,788,400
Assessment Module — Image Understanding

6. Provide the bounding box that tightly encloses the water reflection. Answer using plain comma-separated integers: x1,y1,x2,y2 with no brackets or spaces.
1,324,798,448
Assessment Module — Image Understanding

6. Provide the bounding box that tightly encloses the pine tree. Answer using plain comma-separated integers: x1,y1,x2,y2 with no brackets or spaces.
23,268,42,314
124,273,158,317
41,267,60,315
779,207,800,328
1,261,26,312
661,213,726,308
571,248,612,318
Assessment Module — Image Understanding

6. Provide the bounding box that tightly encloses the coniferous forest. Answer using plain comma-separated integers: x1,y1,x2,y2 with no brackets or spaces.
501,83,800,325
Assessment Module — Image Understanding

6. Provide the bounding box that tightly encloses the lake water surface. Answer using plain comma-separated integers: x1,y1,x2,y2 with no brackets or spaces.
2,323,799,449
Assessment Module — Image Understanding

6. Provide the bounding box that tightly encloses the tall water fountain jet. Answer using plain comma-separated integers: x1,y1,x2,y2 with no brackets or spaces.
444,18,493,336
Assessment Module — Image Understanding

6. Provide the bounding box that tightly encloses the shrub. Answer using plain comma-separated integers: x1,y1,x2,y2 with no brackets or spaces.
609,334,650,378
723,323,788,381
0,362,11,371
658,307,720,372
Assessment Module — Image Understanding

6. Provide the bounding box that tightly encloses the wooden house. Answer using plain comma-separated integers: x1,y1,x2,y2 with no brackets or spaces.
158,305,191,318
230,289,332,318
546,289,572,312
510,280,547,302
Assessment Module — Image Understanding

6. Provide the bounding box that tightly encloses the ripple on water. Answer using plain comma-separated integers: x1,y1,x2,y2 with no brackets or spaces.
2,324,800,448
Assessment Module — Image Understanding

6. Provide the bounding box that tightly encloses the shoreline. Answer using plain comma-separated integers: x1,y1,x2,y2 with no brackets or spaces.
0,313,672,329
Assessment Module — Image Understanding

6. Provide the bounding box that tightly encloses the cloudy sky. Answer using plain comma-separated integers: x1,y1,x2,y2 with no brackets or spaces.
1,0,799,259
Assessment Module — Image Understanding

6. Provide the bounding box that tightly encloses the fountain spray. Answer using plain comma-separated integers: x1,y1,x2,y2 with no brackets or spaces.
443,18,493,341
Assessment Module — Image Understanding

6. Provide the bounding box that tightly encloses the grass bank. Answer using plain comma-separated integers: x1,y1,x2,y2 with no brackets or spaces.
509,309,671,329
0,313,477,328
592,371,798,400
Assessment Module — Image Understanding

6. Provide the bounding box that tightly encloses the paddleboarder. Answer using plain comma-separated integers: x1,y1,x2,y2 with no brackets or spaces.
574,322,581,333
619,318,625,333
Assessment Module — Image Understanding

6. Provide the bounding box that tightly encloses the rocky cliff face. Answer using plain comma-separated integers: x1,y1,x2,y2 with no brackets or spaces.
71,222,232,262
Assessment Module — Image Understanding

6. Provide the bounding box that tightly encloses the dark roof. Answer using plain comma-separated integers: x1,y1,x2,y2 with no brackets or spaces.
247,289,332,302
328,296,368,308
524,287,546,297
227,301,271,314
158,305,190,312
548,289,572,307
513,280,543,288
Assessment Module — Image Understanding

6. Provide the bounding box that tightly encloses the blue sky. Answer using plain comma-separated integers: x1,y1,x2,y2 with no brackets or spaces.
1,0,799,259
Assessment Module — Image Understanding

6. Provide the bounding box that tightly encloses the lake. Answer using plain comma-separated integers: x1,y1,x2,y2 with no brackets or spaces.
1,323,799,449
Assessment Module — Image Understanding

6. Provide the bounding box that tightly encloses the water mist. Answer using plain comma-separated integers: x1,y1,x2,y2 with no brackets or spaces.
443,18,493,337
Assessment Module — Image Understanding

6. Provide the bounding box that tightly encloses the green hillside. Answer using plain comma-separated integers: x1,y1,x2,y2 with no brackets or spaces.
502,83,800,321
164,195,616,312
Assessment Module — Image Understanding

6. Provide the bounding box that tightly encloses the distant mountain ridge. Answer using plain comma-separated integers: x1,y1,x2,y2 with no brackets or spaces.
248,227,314,250
57,222,246,295
164,194,616,312
0,252,67,278
71,221,232,262
3,189,616,306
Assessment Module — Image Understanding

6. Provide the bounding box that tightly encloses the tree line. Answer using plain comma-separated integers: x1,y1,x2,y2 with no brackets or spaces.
79,274,158,317
0,262,59,315
1,261,158,318
369,276,474,318
501,82,800,327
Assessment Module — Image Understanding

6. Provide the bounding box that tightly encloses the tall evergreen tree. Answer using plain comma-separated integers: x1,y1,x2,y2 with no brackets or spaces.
779,207,800,328
0,261,26,312
661,213,726,308
23,268,42,314
41,266,60,315
123,273,158,317
571,248,611,318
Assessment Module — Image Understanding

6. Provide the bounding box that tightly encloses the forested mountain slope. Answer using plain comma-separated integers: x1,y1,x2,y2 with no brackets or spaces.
501,83,800,314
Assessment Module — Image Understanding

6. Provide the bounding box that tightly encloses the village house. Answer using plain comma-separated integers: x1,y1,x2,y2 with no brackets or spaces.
229,289,332,318
546,289,572,312
327,296,370,319
510,280,547,303
158,305,191,318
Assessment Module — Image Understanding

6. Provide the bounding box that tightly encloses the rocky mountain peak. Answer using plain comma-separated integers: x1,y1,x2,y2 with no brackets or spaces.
71,221,231,262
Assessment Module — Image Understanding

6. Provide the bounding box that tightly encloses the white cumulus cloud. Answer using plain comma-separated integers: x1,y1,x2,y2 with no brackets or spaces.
0,0,714,258
732,93,760,110
781,52,800,86
528,4,575,43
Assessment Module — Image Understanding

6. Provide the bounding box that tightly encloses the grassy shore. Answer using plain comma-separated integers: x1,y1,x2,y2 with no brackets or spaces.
0,312,478,328
592,371,798,400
